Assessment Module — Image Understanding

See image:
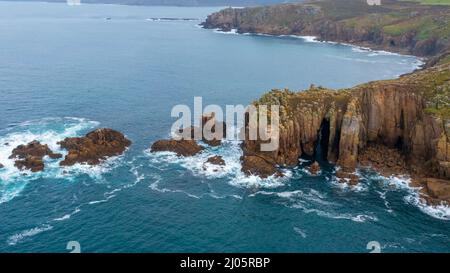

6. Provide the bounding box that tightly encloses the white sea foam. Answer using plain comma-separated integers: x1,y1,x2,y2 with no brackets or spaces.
293,226,307,238
7,224,53,246
368,173,450,220
297,35,319,43
209,28,422,69
329,168,368,192
149,176,201,199
53,207,81,221
213,28,239,35
251,189,377,223
147,125,289,190
0,117,101,204
405,194,450,221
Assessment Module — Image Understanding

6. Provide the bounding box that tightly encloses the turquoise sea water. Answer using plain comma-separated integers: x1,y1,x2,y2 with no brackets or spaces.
0,2,449,253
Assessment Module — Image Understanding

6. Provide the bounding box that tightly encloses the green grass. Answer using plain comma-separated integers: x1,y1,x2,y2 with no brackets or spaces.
409,0,450,5
424,107,450,118
383,15,450,40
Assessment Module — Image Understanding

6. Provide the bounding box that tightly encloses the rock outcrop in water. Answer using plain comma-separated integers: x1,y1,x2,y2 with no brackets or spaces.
206,155,225,166
9,140,62,172
201,0,450,58
178,113,227,147
309,161,320,175
203,155,226,172
59,128,131,166
241,62,450,203
151,113,226,156
151,139,204,156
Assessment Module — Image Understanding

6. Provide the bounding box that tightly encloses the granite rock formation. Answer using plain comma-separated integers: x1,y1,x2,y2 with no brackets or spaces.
309,161,320,175
240,62,450,203
59,128,131,166
206,155,226,166
9,140,62,172
151,139,204,156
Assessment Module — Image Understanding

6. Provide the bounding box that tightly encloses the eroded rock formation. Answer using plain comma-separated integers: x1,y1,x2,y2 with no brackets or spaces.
309,161,320,175
206,155,225,166
59,128,131,166
151,139,204,156
178,113,227,147
151,113,226,156
241,62,450,203
9,140,62,172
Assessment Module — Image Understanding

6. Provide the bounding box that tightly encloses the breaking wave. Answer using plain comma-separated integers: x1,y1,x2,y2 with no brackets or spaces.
250,189,378,222
0,117,101,204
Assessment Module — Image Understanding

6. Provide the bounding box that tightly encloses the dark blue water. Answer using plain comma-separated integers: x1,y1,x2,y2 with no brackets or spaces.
1,2,449,253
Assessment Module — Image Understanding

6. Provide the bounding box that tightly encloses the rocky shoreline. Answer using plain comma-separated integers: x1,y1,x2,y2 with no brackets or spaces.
187,0,450,206
201,0,450,66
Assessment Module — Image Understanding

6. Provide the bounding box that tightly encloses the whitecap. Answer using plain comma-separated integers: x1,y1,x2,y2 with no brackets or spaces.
293,226,307,238
7,224,53,246
0,117,100,204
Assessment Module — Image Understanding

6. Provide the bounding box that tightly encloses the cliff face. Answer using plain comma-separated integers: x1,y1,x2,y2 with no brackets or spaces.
202,0,450,57
241,63,450,202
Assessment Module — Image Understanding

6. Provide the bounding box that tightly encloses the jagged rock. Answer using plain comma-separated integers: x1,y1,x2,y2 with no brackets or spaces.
15,156,44,172
240,62,450,194
241,155,282,178
59,128,131,166
336,170,359,186
9,140,62,172
358,144,408,177
9,140,62,160
336,98,361,171
309,161,320,175
151,139,203,157
414,178,450,206
178,113,226,147
206,155,225,166
203,155,226,171
0,163,4,169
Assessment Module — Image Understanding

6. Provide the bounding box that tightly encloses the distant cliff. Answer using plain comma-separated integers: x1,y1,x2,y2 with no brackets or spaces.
8,0,301,7
202,0,450,57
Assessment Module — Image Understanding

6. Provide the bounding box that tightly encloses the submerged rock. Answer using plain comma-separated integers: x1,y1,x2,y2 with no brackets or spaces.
203,155,226,171
9,140,62,172
309,161,320,175
59,128,131,166
151,113,226,157
336,170,359,186
241,155,282,178
206,155,225,166
0,163,4,169
151,139,203,157
414,178,450,206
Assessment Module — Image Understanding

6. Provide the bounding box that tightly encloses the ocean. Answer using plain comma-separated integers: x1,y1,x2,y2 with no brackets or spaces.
0,1,448,253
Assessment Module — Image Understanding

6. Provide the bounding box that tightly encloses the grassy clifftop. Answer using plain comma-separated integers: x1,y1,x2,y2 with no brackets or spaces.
202,0,450,57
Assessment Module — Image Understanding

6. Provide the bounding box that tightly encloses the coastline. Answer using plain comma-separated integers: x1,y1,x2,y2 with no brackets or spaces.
206,27,427,71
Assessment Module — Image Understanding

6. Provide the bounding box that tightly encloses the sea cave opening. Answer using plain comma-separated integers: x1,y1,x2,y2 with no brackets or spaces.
314,118,331,163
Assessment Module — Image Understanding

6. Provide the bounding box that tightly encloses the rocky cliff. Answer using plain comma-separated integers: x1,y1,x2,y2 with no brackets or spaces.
241,62,450,203
202,0,450,57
